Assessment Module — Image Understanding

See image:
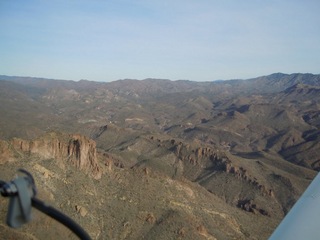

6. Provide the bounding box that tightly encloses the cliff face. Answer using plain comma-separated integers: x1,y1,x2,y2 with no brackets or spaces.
8,132,101,179
0,140,15,164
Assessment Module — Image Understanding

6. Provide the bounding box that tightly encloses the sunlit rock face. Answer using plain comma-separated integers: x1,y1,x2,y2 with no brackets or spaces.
8,132,101,179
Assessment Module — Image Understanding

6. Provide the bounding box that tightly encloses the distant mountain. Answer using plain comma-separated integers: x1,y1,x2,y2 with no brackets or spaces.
1,72,320,95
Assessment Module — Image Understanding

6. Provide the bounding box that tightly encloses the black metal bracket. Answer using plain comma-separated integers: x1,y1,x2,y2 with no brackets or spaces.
0,169,92,240
0,169,36,228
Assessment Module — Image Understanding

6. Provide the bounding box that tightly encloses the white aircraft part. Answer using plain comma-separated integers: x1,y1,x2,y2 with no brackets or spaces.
269,172,320,240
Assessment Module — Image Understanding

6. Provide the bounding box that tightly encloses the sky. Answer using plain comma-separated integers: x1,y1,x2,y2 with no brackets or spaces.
0,0,320,82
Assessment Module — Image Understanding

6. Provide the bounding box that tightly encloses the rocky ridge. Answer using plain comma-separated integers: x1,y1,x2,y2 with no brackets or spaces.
1,132,102,179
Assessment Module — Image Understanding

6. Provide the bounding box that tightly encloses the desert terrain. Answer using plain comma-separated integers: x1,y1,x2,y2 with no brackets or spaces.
0,73,319,239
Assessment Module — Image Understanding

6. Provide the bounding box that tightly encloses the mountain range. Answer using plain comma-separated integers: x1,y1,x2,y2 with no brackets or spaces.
0,73,319,239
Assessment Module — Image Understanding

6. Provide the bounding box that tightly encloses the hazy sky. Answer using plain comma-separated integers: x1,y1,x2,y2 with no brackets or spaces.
1,0,319,82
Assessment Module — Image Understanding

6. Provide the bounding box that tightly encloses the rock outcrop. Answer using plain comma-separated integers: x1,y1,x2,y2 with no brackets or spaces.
166,140,275,211
9,132,101,179
237,199,270,216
